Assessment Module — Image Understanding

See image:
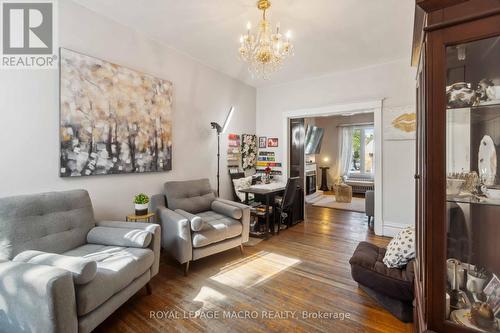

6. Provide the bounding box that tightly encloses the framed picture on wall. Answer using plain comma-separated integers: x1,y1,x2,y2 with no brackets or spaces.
267,138,279,147
259,136,267,148
59,48,173,177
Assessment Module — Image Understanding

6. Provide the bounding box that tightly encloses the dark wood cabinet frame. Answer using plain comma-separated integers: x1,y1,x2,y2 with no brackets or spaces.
413,1,500,332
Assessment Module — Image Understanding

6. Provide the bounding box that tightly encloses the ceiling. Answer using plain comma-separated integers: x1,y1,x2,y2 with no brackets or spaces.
74,0,415,88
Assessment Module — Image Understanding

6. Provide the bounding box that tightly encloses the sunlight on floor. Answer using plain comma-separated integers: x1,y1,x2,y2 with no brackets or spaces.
192,286,227,310
209,251,301,289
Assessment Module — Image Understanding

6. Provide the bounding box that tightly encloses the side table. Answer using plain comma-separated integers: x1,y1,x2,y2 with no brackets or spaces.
126,212,155,223
335,184,352,203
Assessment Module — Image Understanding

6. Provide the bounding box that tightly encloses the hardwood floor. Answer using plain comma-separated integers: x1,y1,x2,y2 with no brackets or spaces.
95,206,414,333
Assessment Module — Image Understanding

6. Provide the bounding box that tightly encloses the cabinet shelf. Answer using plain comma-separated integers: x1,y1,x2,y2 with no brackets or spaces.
447,196,500,207
447,102,500,112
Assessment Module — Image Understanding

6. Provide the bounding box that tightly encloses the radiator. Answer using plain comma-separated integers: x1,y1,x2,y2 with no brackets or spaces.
344,175,375,194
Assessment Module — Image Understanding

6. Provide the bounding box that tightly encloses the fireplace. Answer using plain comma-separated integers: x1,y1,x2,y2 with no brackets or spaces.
306,172,316,195
305,163,317,195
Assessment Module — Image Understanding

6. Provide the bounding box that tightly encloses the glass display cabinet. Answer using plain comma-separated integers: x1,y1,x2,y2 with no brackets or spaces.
445,35,500,333
414,1,500,332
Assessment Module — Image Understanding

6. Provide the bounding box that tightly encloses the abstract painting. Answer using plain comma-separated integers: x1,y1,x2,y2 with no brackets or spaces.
383,105,416,141
59,48,173,177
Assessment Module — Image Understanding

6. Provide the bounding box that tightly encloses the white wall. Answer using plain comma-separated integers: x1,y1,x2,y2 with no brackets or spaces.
0,1,256,220
256,59,416,236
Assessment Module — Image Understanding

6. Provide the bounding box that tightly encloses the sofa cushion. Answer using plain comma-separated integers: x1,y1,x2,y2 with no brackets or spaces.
63,244,154,316
211,201,243,220
164,179,215,213
349,241,414,302
175,209,205,231
0,189,95,260
191,211,243,248
86,227,152,248
13,250,97,285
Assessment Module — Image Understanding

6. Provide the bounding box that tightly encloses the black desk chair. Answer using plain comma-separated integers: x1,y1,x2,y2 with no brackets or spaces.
274,177,300,234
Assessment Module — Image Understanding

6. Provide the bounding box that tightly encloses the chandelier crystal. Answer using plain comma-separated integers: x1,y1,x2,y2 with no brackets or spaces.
238,0,294,79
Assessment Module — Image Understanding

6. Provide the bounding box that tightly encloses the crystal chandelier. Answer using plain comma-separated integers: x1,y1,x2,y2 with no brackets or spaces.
238,0,294,79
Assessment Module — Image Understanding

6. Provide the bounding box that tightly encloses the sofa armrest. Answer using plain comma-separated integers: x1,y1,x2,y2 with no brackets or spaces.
150,194,166,224
175,209,205,231
96,221,161,277
156,207,192,264
215,198,250,243
0,261,77,333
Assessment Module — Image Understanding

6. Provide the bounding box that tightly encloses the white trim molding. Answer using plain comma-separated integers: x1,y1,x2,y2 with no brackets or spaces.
282,100,385,236
383,221,412,238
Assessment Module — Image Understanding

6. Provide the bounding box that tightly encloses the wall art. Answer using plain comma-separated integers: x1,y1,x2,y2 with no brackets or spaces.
59,48,173,177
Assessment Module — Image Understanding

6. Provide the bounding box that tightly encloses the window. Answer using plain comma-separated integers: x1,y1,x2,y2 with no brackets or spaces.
350,126,374,175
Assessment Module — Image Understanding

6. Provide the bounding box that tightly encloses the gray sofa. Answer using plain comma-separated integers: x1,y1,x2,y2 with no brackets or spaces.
0,190,161,333
151,178,250,274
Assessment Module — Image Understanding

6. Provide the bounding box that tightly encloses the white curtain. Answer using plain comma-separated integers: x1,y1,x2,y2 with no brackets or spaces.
337,126,353,180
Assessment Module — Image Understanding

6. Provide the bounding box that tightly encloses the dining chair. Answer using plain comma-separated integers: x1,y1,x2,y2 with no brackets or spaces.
274,177,300,234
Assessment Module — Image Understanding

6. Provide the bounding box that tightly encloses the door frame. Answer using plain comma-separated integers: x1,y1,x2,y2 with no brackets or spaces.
282,100,384,235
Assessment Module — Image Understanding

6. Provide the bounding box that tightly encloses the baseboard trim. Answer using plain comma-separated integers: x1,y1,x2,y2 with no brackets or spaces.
383,221,413,237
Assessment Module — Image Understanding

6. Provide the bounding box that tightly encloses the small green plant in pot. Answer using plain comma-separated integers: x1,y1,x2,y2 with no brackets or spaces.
134,193,149,216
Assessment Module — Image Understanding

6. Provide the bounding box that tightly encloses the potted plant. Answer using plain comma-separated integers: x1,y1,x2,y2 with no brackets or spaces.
134,193,149,216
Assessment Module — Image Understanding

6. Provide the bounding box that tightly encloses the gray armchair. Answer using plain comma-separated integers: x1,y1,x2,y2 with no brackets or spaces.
151,178,250,275
0,190,161,333
366,190,375,227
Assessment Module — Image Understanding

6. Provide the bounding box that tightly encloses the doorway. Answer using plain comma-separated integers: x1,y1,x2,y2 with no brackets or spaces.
282,100,384,235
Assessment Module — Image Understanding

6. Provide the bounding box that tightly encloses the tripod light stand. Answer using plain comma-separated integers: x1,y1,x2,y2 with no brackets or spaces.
211,106,235,197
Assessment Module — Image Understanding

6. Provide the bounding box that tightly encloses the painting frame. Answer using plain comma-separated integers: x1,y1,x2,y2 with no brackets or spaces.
483,274,500,315
267,137,279,147
59,48,173,178
259,136,267,148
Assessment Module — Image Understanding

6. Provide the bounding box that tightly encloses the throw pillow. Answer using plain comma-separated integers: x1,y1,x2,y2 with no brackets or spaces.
87,227,152,248
175,209,205,231
383,226,415,268
232,176,253,202
211,200,243,219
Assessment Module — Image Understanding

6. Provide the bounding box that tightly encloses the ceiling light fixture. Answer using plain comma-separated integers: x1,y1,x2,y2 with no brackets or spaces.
238,0,294,79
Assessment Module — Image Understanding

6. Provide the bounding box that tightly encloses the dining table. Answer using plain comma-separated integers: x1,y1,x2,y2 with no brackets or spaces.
238,182,286,239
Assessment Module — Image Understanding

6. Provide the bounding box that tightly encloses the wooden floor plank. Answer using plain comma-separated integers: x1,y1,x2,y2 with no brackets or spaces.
94,205,414,333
